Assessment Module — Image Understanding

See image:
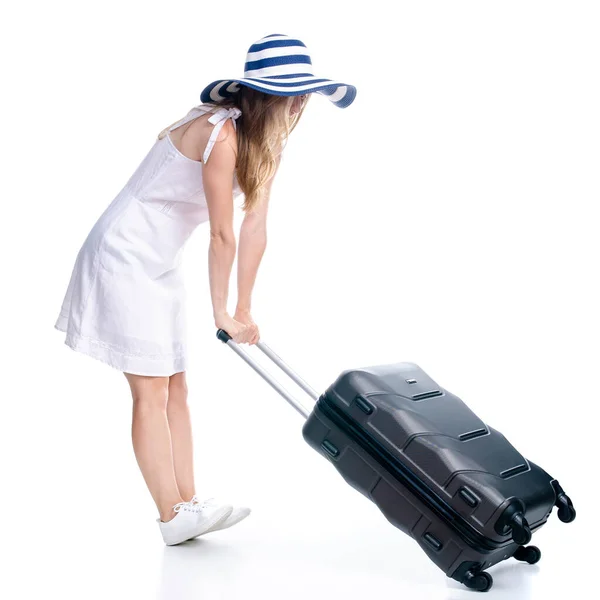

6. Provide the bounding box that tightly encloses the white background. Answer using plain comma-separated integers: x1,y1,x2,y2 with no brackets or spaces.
2,1,598,598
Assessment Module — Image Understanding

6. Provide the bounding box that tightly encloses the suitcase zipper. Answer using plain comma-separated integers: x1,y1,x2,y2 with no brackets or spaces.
318,394,501,554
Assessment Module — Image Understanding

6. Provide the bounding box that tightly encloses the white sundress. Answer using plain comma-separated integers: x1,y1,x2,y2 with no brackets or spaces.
54,103,243,376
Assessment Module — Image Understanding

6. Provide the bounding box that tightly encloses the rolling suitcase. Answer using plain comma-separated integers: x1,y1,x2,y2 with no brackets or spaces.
217,330,576,592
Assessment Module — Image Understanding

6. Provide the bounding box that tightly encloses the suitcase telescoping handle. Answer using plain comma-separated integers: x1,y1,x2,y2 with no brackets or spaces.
216,329,318,419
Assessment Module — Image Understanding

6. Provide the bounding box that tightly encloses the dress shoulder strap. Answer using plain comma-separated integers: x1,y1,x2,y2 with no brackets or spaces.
157,104,214,140
202,106,242,163
157,104,242,163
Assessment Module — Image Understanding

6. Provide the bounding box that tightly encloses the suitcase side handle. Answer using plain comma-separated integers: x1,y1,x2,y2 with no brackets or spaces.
216,328,318,419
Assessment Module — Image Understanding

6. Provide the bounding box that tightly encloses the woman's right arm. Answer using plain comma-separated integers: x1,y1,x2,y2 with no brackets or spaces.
202,120,256,343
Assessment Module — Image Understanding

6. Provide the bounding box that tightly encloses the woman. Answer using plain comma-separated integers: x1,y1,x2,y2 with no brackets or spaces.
54,33,356,546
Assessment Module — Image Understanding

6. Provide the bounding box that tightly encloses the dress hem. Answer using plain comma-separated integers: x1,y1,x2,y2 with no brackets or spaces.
54,320,186,377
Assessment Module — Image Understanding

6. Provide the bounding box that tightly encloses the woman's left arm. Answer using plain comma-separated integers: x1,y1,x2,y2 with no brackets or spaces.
234,157,280,325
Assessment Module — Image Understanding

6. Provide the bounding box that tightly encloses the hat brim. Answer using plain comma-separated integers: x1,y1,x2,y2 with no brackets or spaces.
200,77,356,108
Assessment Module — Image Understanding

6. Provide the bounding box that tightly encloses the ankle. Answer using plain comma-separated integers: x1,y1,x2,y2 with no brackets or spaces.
159,498,185,523
160,510,177,523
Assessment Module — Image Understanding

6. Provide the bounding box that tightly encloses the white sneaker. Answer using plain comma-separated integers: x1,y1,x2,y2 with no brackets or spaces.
190,496,251,536
194,501,234,538
157,500,232,546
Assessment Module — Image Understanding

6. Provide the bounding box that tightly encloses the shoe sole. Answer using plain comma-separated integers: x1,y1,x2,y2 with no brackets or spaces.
162,507,233,546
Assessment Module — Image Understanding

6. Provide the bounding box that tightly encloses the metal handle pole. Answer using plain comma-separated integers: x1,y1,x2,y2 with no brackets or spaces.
255,340,320,402
216,329,312,419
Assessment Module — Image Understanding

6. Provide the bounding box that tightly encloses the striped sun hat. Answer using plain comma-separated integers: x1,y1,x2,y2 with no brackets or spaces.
200,33,356,109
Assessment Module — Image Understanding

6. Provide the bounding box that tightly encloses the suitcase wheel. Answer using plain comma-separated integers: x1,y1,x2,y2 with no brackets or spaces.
551,481,576,523
495,503,533,546
509,512,533,545
463,570,494,592
556,493,576,523
513,545,542,565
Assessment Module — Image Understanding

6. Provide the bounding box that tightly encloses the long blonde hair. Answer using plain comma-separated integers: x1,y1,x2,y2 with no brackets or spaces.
159,87,309,213
225,86,309,212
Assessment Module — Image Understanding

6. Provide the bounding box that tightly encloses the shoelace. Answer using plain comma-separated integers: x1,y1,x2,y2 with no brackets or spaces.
172,500,202,513
190,495,216,509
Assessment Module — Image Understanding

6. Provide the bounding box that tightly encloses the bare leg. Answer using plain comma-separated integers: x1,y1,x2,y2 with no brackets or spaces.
166,371,196,502
124,372,183,522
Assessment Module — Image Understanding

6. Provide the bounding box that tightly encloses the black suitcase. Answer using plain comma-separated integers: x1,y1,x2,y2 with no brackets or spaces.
217,330,576,592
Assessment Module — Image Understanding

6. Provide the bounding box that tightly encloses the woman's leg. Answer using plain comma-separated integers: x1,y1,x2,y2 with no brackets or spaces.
164,371,251,534
166,371,196,502
124,372,184,522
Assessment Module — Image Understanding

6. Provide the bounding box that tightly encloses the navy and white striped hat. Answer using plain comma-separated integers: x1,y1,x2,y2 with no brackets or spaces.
200,33,356,109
